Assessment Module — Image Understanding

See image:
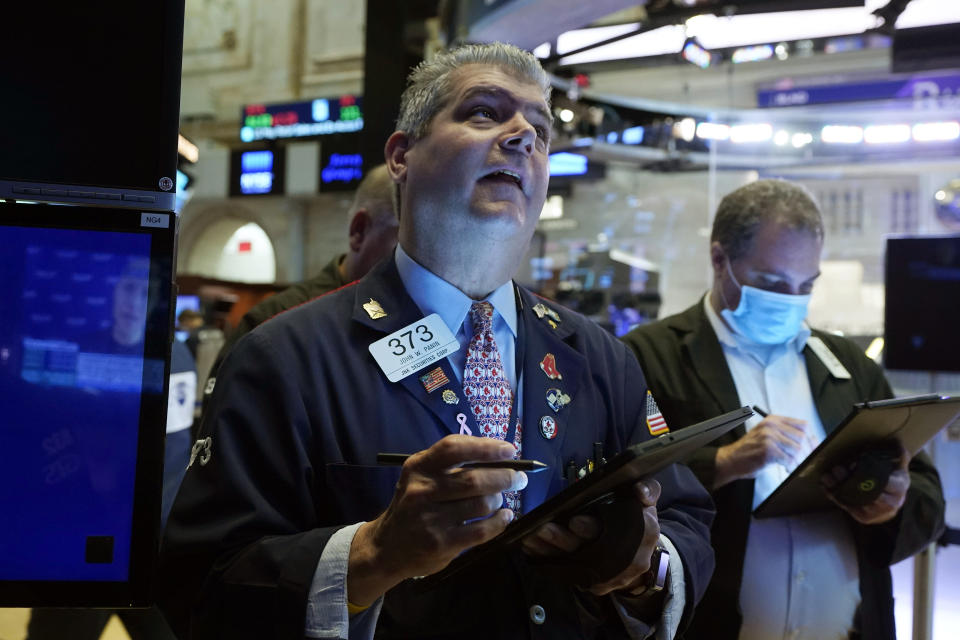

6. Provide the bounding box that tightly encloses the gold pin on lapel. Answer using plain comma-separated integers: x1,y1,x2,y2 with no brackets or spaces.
363,298,388,319
442,389,459,405
533,303,561,329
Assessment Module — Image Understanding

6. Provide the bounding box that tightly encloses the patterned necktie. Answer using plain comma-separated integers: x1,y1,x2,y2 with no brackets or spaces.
462,301,522,513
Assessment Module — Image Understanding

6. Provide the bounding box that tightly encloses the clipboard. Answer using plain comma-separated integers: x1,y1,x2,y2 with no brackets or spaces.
420,406,754,586
754,394,960,519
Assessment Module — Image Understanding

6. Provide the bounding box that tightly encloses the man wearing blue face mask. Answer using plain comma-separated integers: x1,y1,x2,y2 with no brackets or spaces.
622,179,944,640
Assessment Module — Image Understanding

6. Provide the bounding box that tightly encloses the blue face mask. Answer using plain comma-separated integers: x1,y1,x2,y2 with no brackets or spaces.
720,262,810,345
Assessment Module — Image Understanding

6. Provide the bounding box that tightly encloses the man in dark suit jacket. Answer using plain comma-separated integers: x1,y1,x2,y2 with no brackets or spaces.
159,42,715,640
622,179,945,640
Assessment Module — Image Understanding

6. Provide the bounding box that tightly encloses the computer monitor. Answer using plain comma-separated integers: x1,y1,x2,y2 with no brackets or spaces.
0,201,176,606
885,234,960,372
0,2,185,211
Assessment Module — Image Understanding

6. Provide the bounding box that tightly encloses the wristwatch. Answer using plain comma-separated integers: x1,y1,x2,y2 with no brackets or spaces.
628,544,670,597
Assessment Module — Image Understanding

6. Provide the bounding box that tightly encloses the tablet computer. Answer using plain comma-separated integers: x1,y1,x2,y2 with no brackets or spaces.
423,406,753,585
754,394,960,519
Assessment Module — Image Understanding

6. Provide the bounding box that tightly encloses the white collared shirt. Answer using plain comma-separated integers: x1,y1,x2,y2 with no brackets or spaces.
704,294,860,640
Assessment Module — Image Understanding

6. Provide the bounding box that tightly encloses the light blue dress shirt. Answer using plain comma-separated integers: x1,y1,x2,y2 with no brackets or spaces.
704,294,860,640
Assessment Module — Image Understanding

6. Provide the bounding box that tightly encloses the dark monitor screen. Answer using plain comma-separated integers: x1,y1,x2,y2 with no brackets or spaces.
884,235,960,372
0,201,176,606
0,2,185,211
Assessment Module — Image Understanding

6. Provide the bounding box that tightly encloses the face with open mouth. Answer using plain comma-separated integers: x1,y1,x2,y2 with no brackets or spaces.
399,64,551,244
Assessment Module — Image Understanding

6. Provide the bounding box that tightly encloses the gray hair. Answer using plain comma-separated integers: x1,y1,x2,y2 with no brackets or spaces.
711,179,824,260
396,42,552,142
348,164,397,227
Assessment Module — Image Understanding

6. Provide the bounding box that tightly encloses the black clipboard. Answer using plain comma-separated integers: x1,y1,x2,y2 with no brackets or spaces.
420,406,753,586
754,394,960,519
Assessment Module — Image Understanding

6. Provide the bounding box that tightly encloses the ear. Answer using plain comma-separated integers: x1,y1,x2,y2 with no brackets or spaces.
384,131,411,185
348,209,372,253
709,242,727,280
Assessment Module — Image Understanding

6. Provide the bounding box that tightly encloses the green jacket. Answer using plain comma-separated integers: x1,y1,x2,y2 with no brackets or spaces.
621,300,945,640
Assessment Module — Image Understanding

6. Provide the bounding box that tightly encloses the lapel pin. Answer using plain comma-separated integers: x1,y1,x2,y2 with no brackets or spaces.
533,303,561,323
646,390,670,436
362,298,388,319
545,388,571,413
420,367,448,393
539,353,562,380
442,389,459,405
539,415,558,440
457,412,472,435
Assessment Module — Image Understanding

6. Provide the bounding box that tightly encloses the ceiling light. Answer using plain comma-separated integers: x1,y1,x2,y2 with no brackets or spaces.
791,132,814,148
696,122,730,141
821,125,864,144
730,123,773,143
864,124,910,144
681,38,712,69
774,130,790,146
912,121,960,142
674,117,696,142
559,108,575,123
731,44,774,64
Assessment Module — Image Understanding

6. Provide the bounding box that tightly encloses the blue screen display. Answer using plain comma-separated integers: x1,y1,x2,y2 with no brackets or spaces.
549,152,589,176
0,226,156,582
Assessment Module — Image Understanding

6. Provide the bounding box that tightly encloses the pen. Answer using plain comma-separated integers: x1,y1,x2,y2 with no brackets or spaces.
752,405,768,418
376,453,548,472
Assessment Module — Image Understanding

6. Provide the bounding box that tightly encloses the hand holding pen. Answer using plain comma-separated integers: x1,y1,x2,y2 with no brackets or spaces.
349,435,529,605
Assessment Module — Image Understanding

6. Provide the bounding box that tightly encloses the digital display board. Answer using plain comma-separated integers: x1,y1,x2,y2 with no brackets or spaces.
229,148,286,197
240,95,363,142
319,134,364,192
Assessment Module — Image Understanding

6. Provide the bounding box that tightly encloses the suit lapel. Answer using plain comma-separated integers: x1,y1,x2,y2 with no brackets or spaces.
516,291,585,509
351,259,476,438
678,303,742,425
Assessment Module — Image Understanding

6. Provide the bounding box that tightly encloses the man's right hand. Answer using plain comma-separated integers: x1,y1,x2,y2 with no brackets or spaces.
713,414,811,489
346,434,527,606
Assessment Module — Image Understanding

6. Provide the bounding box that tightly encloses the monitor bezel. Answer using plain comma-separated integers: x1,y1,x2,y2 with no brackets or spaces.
0,0,185,212
0,201,176,606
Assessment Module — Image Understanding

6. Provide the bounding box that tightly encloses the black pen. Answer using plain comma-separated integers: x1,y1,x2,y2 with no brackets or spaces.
752,405,768,418
376,452,548,473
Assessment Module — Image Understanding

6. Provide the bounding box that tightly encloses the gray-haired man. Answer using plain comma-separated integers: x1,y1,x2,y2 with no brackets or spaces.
160,42,714,640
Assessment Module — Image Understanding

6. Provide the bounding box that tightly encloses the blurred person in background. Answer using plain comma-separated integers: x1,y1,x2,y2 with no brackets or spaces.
203,164,398,392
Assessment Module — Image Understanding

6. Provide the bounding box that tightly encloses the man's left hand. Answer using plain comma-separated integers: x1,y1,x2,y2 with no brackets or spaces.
520,479,662,596
822,441,911,525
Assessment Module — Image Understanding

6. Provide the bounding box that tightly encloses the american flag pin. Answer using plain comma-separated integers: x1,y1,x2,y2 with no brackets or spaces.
645,391,669,436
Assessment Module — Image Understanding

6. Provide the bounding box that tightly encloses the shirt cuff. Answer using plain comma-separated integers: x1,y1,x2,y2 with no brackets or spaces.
610,534,686,640
305,522,384,639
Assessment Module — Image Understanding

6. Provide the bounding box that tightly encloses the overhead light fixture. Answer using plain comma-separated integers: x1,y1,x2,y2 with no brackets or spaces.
681,37,712,69
730,123,773,143
791,132,814,148
696,122,730,141
674,118,696,142
774,130,790,146
821,125,864,144
864,124,911,144
731,44,774,64
912,121,960,142
559,108,576,123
